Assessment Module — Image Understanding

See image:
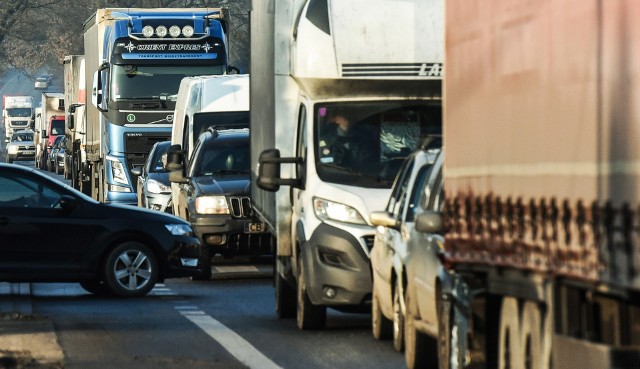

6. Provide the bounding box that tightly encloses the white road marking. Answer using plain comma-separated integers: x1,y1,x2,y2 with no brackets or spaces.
214,265,260,273
178,308,283,369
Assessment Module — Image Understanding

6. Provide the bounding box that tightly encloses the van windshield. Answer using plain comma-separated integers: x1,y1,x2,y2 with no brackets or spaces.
315,101,442,188
50,119,65,135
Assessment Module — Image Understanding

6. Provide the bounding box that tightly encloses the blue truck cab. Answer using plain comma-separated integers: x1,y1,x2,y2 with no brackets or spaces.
83,8,232,204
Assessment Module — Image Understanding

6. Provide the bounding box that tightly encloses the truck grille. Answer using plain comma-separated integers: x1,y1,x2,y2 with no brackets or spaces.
229,197,252,218
11,121,29,127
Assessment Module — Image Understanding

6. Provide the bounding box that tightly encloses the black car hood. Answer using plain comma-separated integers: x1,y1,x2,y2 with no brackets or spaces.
148,172,171,186
193,175,250,196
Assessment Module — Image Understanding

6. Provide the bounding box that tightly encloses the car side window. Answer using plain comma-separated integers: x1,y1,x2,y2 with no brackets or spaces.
0,173,62,208
421,162,443,211
405,164,431,222
389,158,415,219
385,157,413,214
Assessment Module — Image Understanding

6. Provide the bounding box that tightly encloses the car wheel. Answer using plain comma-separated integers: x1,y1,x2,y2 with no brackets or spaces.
405,288,431,369
275,267,296,319
393,279,405,352
79,279,112,296
372,282,393,340
296,263,326,330
103,242,158,297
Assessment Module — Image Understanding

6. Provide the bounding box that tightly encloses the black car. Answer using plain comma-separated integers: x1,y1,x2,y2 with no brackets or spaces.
172,128,272,273
0,163,207,297
132,141,173,214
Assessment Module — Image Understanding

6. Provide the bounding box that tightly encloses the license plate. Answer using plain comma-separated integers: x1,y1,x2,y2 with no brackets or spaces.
21,151,35,155
244,222,266,233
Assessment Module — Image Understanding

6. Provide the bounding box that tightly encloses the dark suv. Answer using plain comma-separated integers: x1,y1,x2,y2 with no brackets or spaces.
172,128,272,277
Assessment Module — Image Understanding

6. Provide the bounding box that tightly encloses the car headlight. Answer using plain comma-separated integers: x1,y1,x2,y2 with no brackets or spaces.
195,196,229,214
147,179,171,194
7,145,18,154
313,197,367,225
165,224,193,236
106,156,129,185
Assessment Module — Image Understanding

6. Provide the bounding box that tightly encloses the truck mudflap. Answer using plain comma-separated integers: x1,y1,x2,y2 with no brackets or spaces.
301,222,372,306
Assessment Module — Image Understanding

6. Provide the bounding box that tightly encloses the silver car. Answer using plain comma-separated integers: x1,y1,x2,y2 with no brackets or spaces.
370,148,449,368
6,130,36,163
132,141,172,213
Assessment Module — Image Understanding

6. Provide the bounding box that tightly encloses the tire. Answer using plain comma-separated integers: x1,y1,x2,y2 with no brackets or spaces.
296,264,326,330
103,242,158,297
521,302,542,369
275,268,296,319
498,297,523,369
79,279,112,296
393,279,405,352
372,283,393,340
405,287,430,369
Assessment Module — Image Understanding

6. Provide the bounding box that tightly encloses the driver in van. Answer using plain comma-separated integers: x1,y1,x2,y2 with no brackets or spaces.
319,108,376,168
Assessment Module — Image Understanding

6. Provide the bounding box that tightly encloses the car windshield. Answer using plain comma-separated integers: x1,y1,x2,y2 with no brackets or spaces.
12,132,33,141
110,64,225,101
192,139,250,177
150,144,170,173
315,101,442,188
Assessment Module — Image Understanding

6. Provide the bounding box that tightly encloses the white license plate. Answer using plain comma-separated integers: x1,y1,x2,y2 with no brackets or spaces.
244,222,266,233
21,151,35,154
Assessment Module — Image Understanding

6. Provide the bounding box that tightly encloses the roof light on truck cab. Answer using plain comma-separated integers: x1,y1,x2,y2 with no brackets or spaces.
142,25,154,38
155,25,168,38
169,25,181,38
182,25,194,38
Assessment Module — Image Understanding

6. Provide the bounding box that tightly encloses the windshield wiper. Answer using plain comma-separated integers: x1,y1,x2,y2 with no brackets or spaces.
203,169,250,175
321,163,390,184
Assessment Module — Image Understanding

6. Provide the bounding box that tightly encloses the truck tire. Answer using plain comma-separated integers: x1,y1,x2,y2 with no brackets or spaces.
404,287,431,369
372,283,393,340
498,297,523,369
103,242,158,297
275,269,296,319
296,264,326,330
520,301,542,369
392,279,405,352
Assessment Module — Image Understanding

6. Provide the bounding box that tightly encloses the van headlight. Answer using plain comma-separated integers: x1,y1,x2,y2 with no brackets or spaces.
313,197,367,225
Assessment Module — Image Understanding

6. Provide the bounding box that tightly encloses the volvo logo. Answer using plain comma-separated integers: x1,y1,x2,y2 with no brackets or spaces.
166,114,174,123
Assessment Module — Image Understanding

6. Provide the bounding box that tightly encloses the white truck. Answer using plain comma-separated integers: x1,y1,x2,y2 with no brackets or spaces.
34,92,65,170
63,55,87,189
428,0,640,367
251,0,443,329
3,95,34,142
170,74,250,217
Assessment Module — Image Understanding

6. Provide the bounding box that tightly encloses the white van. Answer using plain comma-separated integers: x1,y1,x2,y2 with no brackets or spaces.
170,74,250,215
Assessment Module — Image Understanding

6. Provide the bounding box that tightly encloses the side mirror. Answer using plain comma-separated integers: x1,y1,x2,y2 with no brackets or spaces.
166,144,188,184
257,149,303,192
67,114,75,130
414,211,443,234
92,62,109,113
369,211,399,228
42,130,48,139
59,195,78,212
131,167,142,176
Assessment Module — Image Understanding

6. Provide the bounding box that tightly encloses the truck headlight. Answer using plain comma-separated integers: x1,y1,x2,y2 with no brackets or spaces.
147,179,171,194
195,196,229,214
7,145,18,154
313,197,367,225
106,156,129,185
165,224,193,236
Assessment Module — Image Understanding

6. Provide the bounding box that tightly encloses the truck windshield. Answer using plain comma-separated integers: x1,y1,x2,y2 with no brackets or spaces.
6,108,32,117
110,65,225,100
315,101,441,188
50,119,65,135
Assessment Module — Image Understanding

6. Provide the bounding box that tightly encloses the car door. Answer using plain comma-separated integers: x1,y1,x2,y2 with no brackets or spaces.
0,170,106,277
408,153,444,327
371,156,416,304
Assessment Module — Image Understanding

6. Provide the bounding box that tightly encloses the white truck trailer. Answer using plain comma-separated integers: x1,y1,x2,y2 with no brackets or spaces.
432,0,640,367
3,95,34,142
251,0,443,329
63,55,86,189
